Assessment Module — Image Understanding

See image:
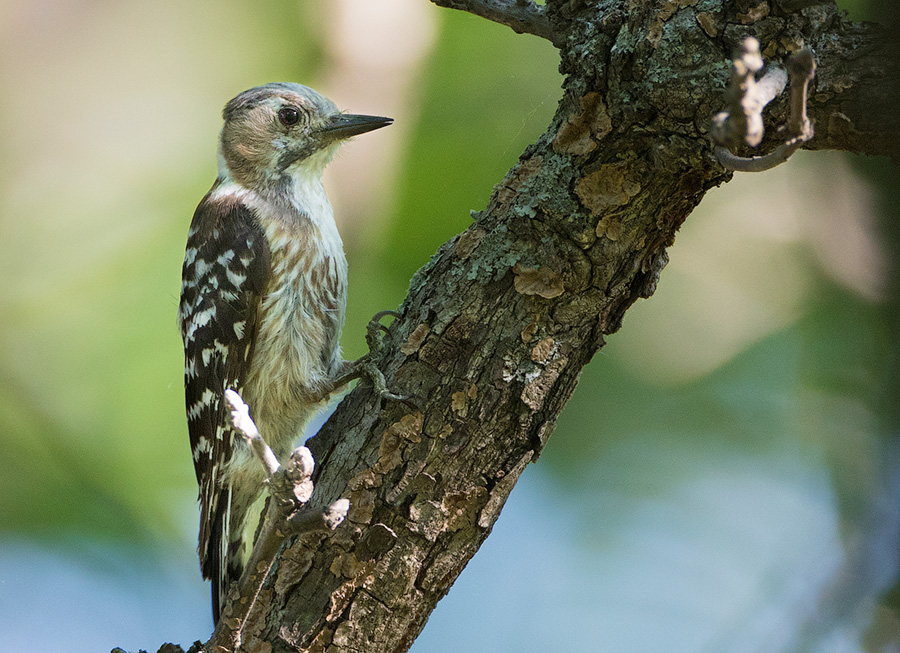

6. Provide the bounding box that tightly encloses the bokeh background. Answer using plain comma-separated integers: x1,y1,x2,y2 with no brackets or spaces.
1,1,898,651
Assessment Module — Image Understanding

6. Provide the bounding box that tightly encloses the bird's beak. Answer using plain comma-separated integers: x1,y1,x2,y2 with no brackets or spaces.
319,114,393,141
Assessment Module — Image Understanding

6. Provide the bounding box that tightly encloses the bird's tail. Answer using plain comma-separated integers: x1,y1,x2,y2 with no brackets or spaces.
209,483,266,624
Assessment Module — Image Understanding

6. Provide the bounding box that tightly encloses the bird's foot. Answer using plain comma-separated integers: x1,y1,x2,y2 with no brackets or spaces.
331,310,406,402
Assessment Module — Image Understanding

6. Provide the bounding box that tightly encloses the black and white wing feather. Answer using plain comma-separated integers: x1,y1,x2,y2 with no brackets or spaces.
178,185,270,611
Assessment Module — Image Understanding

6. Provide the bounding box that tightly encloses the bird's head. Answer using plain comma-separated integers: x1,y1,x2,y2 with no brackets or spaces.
218,82,392,191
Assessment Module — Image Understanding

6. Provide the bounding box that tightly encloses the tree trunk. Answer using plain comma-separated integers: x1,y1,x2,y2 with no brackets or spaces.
177,1,899,651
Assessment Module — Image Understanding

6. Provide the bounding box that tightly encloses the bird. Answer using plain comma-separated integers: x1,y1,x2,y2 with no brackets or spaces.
177,82,392,624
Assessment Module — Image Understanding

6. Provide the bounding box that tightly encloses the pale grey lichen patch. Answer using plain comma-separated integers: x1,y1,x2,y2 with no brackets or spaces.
465,225,522,282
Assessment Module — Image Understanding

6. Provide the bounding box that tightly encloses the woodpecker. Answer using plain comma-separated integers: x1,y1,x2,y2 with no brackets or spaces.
177,82,392,624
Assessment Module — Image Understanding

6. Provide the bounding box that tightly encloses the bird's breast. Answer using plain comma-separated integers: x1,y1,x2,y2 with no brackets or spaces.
244,213,348,447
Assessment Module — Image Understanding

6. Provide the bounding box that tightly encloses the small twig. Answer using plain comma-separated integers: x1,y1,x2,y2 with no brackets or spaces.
711,38,816,172
430,0,561,47
206,392,350,653
713,139,803,172
711,38,786,148
289,498,351,534
786,47,816,138
224,389,280,477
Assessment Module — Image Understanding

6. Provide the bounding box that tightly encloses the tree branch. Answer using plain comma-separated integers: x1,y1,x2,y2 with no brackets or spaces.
147,2,899,652
429,0,562,46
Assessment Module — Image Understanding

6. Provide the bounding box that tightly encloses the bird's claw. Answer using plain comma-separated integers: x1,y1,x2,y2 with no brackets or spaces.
331,310,407,402
361,310,407,401
358,355,407,402
365,310,401,352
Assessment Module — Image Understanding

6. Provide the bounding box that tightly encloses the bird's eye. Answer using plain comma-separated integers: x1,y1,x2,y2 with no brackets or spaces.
278,107,301,127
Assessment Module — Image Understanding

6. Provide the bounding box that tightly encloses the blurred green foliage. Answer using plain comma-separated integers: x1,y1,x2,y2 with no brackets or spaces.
345,10,560,358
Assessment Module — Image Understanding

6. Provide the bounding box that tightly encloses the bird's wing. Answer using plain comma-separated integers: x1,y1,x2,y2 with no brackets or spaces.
178,188,270,591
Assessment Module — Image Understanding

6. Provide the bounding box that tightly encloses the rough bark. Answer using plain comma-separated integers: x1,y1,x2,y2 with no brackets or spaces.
164,1,898,651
